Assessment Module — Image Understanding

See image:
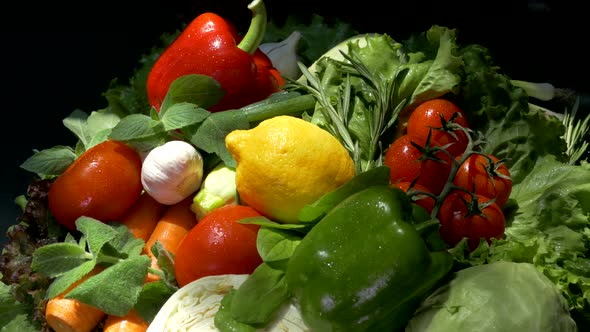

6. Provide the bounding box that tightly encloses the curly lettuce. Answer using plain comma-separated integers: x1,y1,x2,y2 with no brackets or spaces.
490,157,590,320
298,24,590,328
451,41,590,325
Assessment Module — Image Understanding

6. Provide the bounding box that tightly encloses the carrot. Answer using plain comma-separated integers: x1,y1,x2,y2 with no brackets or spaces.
144,197,198,282
120,192,166,242
103,309,149,332
45,267,105,332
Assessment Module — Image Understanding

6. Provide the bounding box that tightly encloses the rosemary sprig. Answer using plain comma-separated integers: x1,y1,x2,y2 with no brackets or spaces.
294,50,408,173
563,97,590,164
296,61,360,166
338,50,409,170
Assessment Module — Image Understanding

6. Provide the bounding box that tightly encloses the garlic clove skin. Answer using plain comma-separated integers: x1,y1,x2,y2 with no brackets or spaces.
141,140,204,205
259,30,302,80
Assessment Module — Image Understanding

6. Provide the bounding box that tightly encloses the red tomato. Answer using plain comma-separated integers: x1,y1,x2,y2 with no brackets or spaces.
437,191,506,251
393,181,435,214
174,205,263,287
453,153,512,207
48,140,143,231
384,134,453,195
407,98,470,157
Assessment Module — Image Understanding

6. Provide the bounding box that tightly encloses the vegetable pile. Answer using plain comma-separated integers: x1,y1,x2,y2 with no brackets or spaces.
2,0,589,331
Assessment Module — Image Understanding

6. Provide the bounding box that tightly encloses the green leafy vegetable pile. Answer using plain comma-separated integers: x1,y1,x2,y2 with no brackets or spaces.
1,10,589,332
216,25,590,330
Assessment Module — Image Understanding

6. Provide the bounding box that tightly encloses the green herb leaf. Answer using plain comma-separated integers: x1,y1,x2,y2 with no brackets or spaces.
61,109,121,152
160,102,210,131
84,111,122,149
109,113,166,142
239,216,308,230
189,109,250,167
149,240,177,285
215,290,257,332
45,260,97,299
31,242,90,278
19,146,76,176
230,263,290,325
87,128,114,149
160,74,224,114
101,222,146,258
62,110,90,147
563,98,590,164
256,227,301,263
66,255,151,316
298,165,390,223
135,279,178,323
76,217,118,256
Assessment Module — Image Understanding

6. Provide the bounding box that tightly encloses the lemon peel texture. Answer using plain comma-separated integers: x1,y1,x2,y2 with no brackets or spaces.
225,115,355,223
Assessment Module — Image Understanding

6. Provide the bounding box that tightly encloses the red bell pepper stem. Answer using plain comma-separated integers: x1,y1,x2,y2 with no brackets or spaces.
237,0,267,55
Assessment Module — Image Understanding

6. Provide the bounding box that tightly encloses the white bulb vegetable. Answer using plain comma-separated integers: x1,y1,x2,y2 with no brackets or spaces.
141,140,204,205
147,274,308,332
260,31,302,80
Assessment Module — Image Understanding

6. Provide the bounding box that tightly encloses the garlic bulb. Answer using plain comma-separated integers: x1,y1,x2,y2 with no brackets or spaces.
141,140,204,205
259,31,302,80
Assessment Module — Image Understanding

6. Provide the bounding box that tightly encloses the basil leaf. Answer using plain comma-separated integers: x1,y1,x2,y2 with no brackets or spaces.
160,74,224,114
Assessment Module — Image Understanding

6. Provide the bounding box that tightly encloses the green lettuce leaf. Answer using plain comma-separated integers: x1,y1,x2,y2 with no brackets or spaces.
457,43,569,183
502,156,589,307
459,156,590,324
304,26,463,171
0,280,39,332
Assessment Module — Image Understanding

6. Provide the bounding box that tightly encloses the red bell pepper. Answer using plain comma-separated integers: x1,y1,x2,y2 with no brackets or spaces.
146,0,284,113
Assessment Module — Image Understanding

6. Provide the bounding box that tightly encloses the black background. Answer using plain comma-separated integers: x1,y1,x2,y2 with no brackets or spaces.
2,0,587,243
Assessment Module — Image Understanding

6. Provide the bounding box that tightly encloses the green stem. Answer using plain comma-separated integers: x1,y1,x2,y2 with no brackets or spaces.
229,91,316,123
430,126,477,218
14,195,27,212
95,253,123,265
148,266,165,279
414,218,440,236
237,0,267,55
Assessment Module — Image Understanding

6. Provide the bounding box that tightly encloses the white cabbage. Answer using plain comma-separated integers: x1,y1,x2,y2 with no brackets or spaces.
148,274,308,332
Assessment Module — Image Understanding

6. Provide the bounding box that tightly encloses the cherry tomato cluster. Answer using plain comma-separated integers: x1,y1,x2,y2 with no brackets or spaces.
384,98,512,251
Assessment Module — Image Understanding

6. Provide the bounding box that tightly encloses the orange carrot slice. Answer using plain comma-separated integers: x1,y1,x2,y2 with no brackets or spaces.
103,309,149,332
120,192,166,242
144,197,198,282
45,267,105,332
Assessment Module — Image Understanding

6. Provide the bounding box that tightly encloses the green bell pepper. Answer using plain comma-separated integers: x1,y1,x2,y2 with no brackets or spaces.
286,185,453,332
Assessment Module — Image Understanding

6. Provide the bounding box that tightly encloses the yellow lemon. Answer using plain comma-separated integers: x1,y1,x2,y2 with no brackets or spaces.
225,115,355,223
